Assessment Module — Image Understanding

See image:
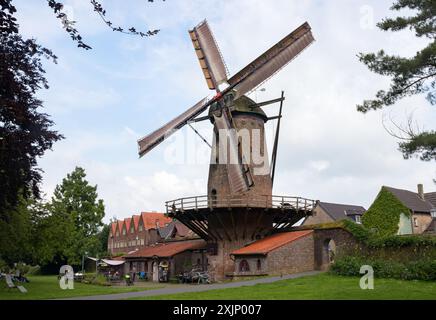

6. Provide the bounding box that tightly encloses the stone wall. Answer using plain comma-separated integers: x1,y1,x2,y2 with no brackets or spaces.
207,208,274,281
412,213,433,234
266,233,315,275
303,206,334,225
313,228,359,271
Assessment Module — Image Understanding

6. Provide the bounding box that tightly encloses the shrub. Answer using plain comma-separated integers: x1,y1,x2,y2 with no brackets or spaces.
331,256,436,281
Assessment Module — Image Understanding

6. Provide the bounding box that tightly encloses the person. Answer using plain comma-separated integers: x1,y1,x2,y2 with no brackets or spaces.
125,273,132,286
131,266,136,283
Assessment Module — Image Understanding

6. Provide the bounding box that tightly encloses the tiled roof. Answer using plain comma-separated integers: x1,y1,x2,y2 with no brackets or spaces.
141,212,172,230
132,215,141,230
125,240,206,258
124,217,132,232
318,202,366,221
158,220,196,239
117,220,124,234
385,186,434,213
111,222,117,235
425,192,436,207
231,230,313,256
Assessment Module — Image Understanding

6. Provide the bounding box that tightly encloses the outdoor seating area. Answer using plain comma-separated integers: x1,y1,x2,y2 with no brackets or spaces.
178,269,211,284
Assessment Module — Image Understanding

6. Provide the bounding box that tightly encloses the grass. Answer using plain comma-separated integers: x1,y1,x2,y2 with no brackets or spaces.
134,273,436,300
0,275,161,300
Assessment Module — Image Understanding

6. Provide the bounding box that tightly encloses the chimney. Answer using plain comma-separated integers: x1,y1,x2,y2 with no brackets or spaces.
417,184,424,200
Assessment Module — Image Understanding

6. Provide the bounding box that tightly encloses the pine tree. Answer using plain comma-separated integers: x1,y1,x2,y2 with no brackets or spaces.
358,0,436,162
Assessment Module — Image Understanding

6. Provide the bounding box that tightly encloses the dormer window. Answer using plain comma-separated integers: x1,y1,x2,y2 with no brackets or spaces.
355,215,362,224
131,226,134,234
122,227,126,236
116,231,119,237
139,223,143,232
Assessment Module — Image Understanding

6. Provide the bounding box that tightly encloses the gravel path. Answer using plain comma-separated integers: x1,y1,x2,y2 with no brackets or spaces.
61,271,321,300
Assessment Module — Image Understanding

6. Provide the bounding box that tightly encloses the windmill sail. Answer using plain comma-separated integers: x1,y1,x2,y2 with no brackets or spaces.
189,20,228,91
228,22,314,99
138,97,210,157
213,108,253,193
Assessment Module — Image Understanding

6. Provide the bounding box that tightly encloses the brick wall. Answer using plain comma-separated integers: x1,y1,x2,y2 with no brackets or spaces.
303,206,334,225
313,228,359,271
412,213,433,234
266,233,315,275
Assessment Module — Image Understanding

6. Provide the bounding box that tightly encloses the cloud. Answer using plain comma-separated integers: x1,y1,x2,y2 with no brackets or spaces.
12,0,434,222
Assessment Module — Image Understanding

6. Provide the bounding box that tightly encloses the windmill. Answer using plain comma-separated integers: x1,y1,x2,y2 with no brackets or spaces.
138,20,314,196
137,20,316,280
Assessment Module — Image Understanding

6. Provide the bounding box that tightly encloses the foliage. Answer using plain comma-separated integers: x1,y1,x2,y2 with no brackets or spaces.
49,167,105,266
357,0,436,162
361,187,410,236
46,0,162,50
0,195,34,265
96,223,110,256
331,255,436,281
0,0,63,213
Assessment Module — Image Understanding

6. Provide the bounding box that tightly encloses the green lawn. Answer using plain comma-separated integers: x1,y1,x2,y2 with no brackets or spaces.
0,275,159,300
136,273,436,300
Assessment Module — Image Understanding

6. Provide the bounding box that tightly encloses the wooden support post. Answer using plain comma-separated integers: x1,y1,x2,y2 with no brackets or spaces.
271,91,285,188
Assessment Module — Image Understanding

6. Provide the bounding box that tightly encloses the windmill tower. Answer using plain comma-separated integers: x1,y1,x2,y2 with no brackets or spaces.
137,20,317,280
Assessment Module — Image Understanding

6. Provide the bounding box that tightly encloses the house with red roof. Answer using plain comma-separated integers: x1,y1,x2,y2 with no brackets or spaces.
108,212,173,255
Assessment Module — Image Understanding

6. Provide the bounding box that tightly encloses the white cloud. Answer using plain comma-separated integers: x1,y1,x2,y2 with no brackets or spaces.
13,0,434,222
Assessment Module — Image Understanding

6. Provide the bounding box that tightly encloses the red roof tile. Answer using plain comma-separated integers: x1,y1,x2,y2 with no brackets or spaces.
132,215,141,230
111,222,117,235
124,217,132,232
141,212,172,230
125,240,206,258
231,230,313,256
117,220,124,234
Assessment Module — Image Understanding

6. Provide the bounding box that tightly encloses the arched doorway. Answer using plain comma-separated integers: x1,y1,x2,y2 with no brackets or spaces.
152,261,159,282
323,239,336,265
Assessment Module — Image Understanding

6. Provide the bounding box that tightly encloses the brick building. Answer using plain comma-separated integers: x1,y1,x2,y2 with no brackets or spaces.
108,212,173,255
230,227,358,278
369,185,436,235
123,239,207,282
303,202,366,226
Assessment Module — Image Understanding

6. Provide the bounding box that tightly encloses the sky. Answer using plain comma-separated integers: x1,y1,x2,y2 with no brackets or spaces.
13,0,436,222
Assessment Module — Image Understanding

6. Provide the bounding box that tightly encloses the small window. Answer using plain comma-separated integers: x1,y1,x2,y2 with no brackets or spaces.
239,260,250,272
122,228,126,236
131,226,134,234
414,218,419,227
355,215,362,224
431,210,436,218
139,224,143,232
116,231,119,237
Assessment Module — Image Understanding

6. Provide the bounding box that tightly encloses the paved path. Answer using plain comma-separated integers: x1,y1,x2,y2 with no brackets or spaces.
62,271,321,300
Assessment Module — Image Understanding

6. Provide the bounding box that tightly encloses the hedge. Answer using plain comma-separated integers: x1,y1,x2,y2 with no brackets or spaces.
330,255,436,281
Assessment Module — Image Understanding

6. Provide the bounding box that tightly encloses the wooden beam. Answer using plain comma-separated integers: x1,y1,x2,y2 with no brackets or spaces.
271,91,285,188
249,96,285,109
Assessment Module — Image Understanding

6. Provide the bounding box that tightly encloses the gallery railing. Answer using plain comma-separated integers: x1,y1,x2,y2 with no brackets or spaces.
165,195,317,214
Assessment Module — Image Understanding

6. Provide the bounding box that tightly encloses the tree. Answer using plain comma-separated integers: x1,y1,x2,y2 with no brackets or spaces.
45,0,162,50
0,195,33,265
358,0,436,162
0,0,63,213
50,167,105,265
